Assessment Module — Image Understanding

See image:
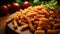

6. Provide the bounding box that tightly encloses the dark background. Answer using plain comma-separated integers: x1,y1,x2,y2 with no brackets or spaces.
0,0,15,5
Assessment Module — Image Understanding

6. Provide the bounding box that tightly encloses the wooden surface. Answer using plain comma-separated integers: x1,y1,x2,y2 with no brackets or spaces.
0,12,21,34
7,22,32,34
0,14,10,34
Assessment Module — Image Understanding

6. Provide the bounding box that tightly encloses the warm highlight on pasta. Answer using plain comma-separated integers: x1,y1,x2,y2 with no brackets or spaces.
8,5,60,34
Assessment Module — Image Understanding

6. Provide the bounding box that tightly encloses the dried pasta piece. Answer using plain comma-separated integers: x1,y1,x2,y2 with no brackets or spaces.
42,9,49,16
18,20,26,25
34,30,45,34
37,27,42,30
36,15,45,18
49,17,54,21
23,14,31,23
29,23,35,32
47,30,58,34
45,25,51,30
34,21,39,26
55,19,60,23
38,21,47,26
53,23,60,29
13,20,18,29
39,18,49,22
20,24,28,30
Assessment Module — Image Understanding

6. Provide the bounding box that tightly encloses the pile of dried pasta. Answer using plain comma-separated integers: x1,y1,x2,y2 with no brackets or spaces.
8,5,60,34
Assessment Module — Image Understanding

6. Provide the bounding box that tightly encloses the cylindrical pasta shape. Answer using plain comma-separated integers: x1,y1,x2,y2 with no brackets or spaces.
13,20,18,29
29,23,35,32
20,24,28,30
34,30,45,34
47,30,58,34
18,20,26,25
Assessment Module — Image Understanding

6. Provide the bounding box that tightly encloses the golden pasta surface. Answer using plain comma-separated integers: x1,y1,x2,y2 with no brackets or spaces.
8,5,60,34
